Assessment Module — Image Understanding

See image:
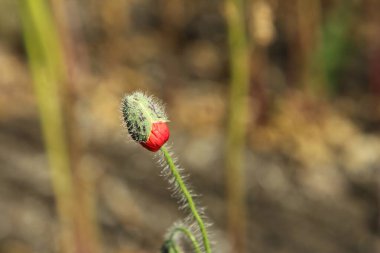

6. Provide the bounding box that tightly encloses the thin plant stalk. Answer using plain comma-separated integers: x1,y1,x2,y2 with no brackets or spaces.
49,0,102,252
168,226,202,253
161,146,212,253
19,0,76,252
296,0,321,90
310,1,354,95
224,0,250,251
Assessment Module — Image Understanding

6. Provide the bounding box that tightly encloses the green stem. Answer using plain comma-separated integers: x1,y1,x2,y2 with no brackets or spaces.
224,0,249,251
172,245,181,253
161,146,212,253
168,241,181,253
169,226,202,253
19,1,76,252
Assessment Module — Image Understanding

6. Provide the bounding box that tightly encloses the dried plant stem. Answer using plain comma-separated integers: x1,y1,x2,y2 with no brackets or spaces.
161,146,212,253
224,0,250,252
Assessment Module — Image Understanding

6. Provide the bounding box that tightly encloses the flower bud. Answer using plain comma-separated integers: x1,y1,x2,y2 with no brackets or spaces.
121,92,170,152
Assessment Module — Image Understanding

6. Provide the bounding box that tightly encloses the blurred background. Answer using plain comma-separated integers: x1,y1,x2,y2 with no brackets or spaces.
0,0,379,252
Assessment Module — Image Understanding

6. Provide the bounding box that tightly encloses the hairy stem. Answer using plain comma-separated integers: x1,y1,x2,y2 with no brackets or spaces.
169,226,202,253
161,146,212,253
171,243,181,253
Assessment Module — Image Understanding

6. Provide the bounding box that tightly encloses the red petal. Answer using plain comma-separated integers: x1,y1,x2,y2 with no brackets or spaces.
140,122,170,152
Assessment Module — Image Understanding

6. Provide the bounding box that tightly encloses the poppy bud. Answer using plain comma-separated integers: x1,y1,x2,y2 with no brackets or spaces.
121,92,170,152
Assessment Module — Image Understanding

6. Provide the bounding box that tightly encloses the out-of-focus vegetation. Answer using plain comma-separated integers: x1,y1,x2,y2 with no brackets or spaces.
224,0,250,252
19,0,76,252
19,1,101,253
0,0,379,253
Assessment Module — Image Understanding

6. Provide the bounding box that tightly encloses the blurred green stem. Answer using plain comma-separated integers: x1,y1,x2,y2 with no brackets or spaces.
225,0,250,252
19,0,75,252
310,1,353,95
50,0,102,252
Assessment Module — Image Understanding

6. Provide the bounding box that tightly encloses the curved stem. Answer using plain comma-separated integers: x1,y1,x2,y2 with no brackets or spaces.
170,243,181,253
161,146,212,253
168,226,202,253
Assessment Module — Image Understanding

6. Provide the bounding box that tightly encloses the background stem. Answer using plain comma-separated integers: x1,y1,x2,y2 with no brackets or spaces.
18,1,101,253
224,0,250,251
19,0,76,252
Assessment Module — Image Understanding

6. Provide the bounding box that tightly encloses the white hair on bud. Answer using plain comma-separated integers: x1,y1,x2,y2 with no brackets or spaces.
121,91,169,143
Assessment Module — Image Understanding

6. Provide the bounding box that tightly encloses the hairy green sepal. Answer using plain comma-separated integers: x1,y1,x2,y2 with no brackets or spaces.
122,92,168,142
